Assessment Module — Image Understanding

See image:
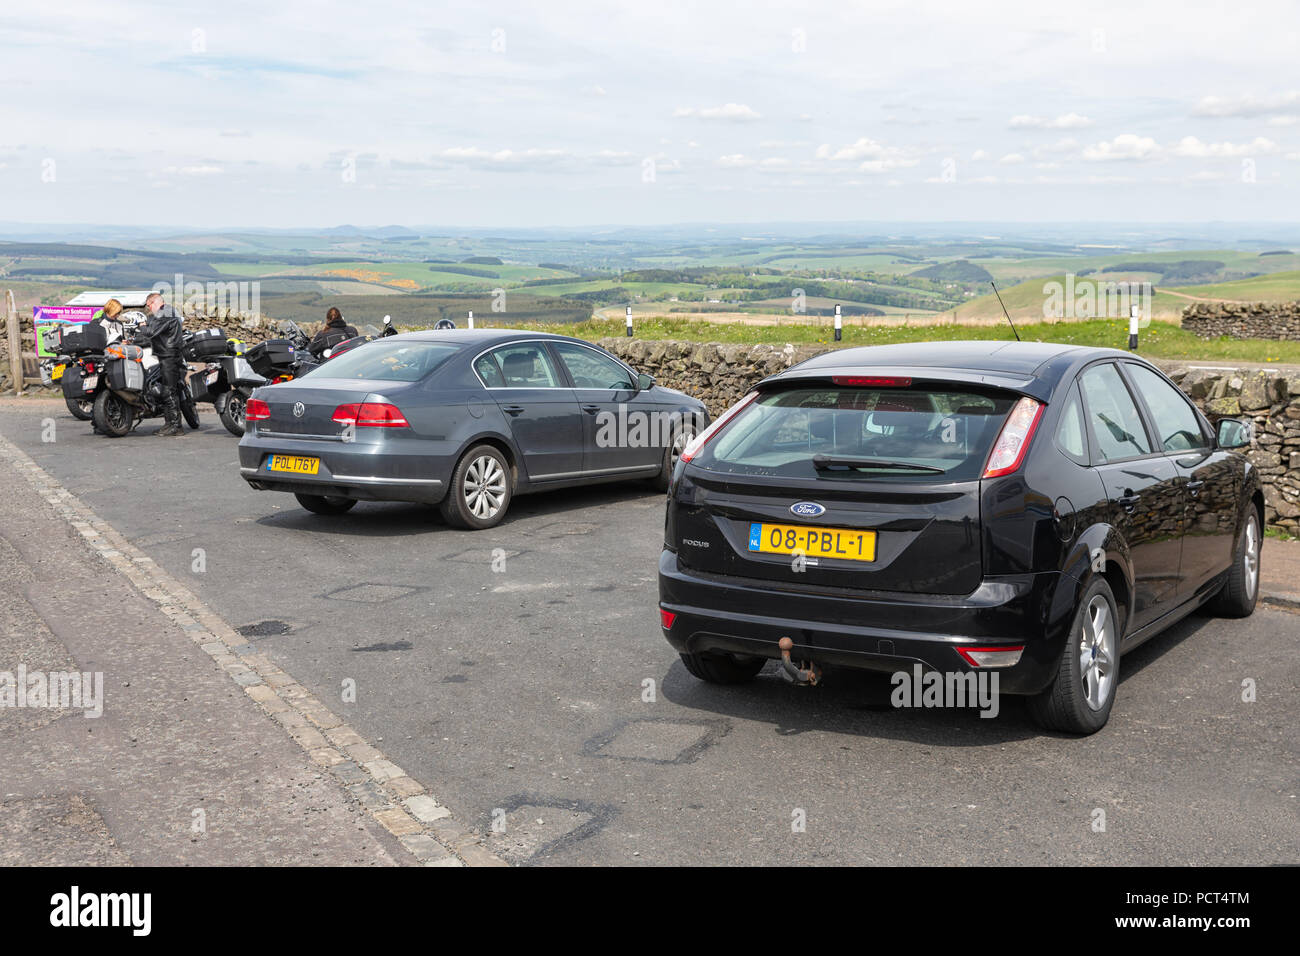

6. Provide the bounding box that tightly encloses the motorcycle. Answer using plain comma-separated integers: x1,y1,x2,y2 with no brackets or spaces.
51,322,110,421
184,330,269,437
92,322,201,437
245,320,318,384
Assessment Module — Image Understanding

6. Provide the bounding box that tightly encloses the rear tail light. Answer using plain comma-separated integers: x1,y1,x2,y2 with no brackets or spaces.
832,375,912,387
679,392,758,464
659,608,676,630
331,402,409,427
982,397,1043,478
955,645,1025,668
245,398,271,421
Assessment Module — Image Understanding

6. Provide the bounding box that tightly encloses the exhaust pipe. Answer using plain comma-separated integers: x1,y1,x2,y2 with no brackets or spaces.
778,637,822,686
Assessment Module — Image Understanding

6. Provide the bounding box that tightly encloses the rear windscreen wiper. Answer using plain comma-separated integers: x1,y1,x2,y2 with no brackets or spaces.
811,454,945,474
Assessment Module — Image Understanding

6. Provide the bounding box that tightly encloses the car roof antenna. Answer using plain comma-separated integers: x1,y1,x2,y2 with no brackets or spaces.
989,281,1021,341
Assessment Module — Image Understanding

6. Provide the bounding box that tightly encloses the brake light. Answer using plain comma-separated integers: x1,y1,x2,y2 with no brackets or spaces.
679,391,758,464
982,397,1043,479
659,608,676,630
331,402,409,427
831,375,912,387
245,398,271,421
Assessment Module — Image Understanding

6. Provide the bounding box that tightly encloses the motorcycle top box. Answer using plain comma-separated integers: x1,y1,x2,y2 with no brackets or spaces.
58,323,108,355
184,328,229,361
245,338,296,377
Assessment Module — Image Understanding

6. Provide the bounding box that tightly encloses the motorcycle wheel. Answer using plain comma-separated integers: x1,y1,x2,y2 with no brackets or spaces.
65,396,94,421
216,390,247,437
180,384,200,429
92,390,134,438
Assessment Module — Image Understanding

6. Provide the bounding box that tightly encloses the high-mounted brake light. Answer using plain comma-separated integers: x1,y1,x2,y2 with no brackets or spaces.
678,391,759,464
831,375,912,387
955,645,1025,668
245,398,271,421
331,402,409,427
982,397,1043,479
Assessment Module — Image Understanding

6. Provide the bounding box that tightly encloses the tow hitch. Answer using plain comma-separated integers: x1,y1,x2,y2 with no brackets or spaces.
778,637,822,686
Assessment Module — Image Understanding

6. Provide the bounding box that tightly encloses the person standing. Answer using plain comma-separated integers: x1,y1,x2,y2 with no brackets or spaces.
138,291,187,436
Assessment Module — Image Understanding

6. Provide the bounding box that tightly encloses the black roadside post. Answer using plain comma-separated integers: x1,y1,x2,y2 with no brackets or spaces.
834,303,842,342
625,305,633,337
1128,304,1139,351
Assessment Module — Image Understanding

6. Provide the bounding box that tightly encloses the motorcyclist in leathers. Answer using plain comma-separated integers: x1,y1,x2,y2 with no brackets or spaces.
139,292,186,437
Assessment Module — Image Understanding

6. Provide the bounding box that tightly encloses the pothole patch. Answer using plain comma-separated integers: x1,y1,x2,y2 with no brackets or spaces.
323,583,423,604
482,794,615,865
581,717,731,765
236,619,293,638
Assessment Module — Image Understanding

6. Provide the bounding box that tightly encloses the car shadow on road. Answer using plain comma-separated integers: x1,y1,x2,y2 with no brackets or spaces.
659,608,1224,747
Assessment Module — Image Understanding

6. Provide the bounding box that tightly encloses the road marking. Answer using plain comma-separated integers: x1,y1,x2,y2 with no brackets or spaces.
0,431,506,868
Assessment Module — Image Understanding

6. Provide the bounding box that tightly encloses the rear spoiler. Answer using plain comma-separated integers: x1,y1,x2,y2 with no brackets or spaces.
752,365,1051,403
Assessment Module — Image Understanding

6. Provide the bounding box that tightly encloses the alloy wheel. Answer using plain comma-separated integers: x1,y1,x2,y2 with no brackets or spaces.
1243,516,1260,601
1078,595,1116,712
463,455,506,520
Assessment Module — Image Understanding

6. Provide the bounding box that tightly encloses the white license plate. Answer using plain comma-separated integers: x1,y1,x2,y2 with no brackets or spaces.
83,375,98,391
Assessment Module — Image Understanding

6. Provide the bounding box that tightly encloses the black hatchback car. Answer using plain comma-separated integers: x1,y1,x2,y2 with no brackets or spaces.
658,341,1261,734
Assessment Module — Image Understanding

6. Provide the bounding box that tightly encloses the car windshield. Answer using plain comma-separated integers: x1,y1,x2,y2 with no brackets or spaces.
695,385,1017,481
318,340,462,382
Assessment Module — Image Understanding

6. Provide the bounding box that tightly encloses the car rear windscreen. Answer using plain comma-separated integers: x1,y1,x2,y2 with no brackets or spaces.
694,385,1017,481
317,341,462,382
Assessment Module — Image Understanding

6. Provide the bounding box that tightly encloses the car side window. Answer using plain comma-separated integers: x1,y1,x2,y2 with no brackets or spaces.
552,342,635,390
484,343,562,388
1055,385,1088,464
1126,364,1208,452
474,353,505,387
1079,363,1152,462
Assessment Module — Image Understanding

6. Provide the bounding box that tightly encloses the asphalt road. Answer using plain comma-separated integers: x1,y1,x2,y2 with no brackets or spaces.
2,399,1297,865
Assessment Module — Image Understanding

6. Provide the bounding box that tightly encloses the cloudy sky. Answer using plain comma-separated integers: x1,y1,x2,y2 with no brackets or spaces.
2,0,1297,228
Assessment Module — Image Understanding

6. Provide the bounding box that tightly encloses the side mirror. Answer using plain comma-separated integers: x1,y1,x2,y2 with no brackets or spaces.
1216,418,1252,449
637,372,656,391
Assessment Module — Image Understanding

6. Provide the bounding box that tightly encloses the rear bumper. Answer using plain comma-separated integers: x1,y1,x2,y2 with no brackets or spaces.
658,549,1072,695
238,433,449,504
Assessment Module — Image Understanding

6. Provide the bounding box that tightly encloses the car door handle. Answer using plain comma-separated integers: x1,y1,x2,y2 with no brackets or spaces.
1186,479,1205,496
581,404,601,414
502,405,525,416
1118,493,1142,512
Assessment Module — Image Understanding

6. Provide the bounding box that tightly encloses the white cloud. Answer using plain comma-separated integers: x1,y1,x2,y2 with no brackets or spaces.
1170,136,1277,157
1193,91,1300,117
1082,134,1160,161
673,103,762,121
815,137,918,171
970,149,990,161
163,164,223,176
1009,112,1094,129
1265,115,1298,126
716,154,756,167
998,153,1025,164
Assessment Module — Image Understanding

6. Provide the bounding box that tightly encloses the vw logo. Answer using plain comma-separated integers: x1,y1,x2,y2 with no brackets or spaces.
790,501,826,518
292,402,305,419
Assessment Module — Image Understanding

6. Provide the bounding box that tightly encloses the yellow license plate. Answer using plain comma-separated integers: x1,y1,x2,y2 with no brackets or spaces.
748,522,876,562
51,365,65,380
267,455,320,475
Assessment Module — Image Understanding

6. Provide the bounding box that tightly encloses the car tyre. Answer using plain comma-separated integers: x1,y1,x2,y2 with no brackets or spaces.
1027,577,1120,735
679,651,766,684
294,493,357,515
650,423,695,492
440,444,512,529
1209,510,1260,618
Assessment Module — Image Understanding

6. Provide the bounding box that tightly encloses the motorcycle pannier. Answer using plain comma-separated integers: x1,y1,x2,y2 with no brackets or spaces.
245,338,295,377
188,367,217,403
106,354,145,393
59,323,108,355
183,328,229,361
60,364,85,398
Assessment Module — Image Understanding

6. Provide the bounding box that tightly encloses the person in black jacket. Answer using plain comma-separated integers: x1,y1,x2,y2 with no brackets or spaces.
308,307,359,358
139,292,187,436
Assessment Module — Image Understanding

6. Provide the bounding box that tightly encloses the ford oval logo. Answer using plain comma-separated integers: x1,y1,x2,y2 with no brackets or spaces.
292,402,305,418
790,501,826,518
